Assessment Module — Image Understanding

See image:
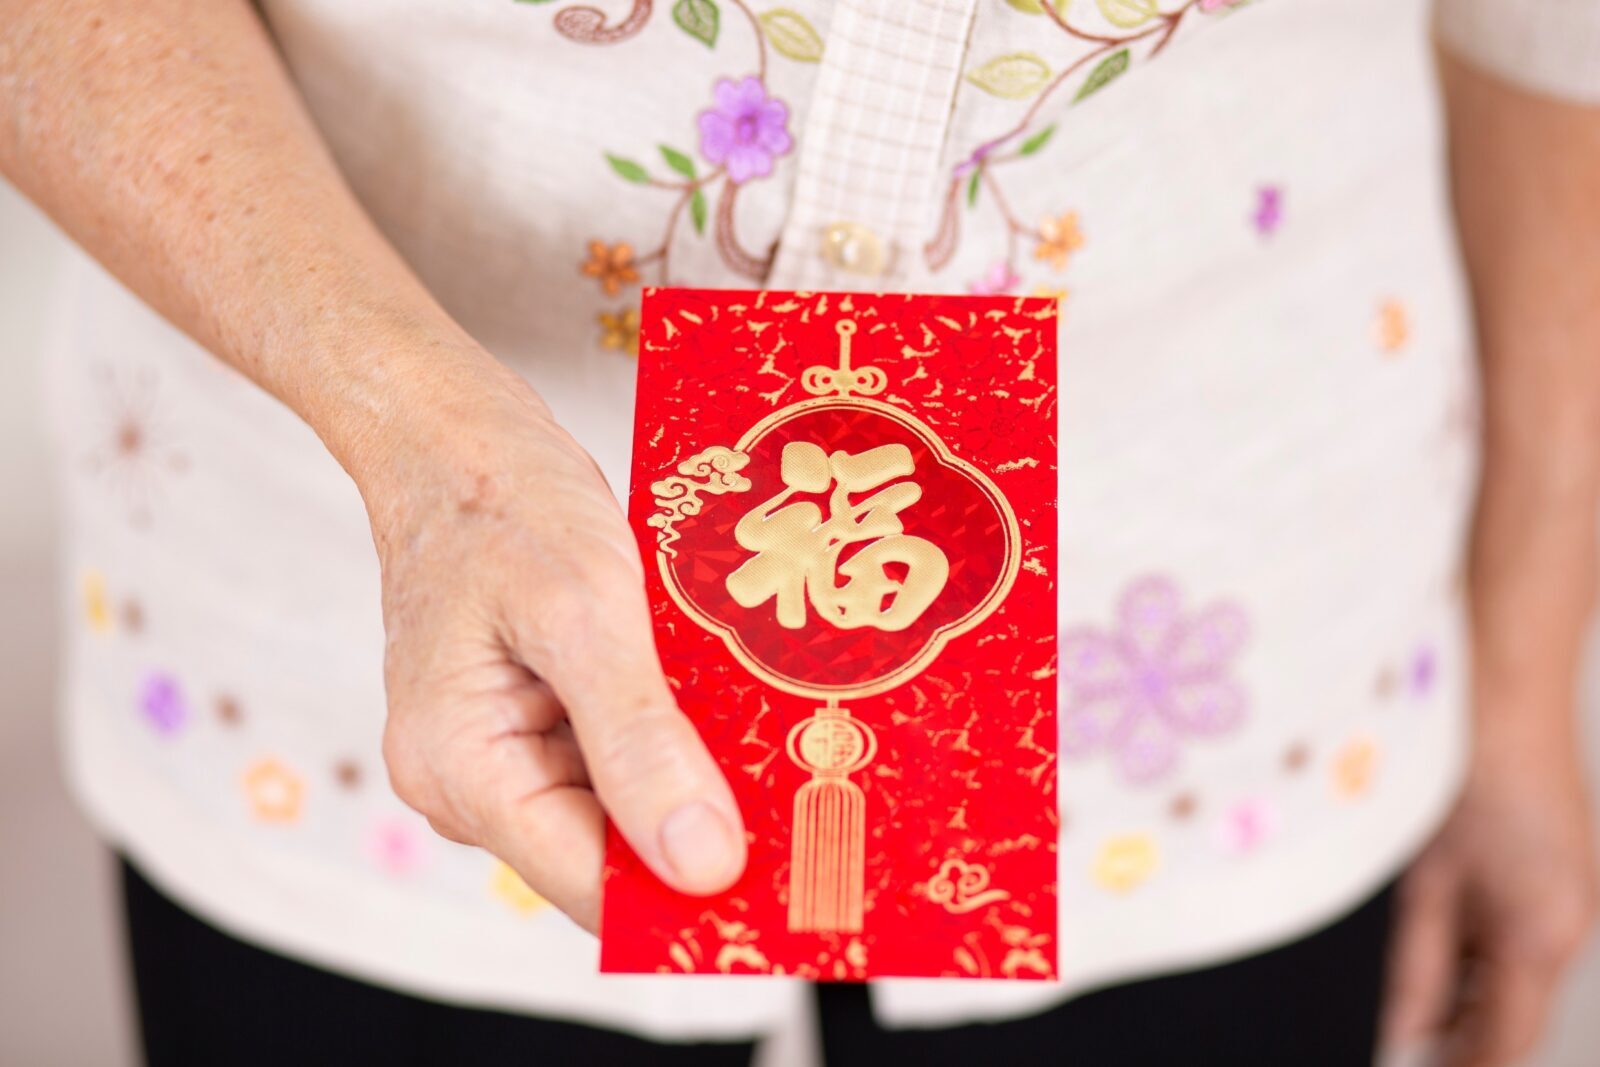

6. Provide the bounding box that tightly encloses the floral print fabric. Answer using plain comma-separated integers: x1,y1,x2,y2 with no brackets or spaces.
50,0,1483,1039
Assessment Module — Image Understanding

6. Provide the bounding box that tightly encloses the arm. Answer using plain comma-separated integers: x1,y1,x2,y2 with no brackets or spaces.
1385,47,1600,1066
0,0,746,930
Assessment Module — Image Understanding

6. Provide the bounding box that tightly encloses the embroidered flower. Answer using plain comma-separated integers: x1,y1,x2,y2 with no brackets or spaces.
1215,797,1278,855
1252,184,1283,236
1409,644,1437,699
83,570,113,634
967,260,1020,296
697,77,792,184
1033,210,1083,270
242,757,305,824
1375,298,1410,353
139,671,188,737
85,364,187,528
597,307,641,355
580,240,641,296
215,694,244,727
1332,736,1379,799
1060,576,1250,784
1092,833,1159,893
490,860,550,915
364,816,429,876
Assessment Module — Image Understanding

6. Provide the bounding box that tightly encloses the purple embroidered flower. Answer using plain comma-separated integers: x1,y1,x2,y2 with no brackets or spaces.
1060,576,1249,783
1409,644,1437,698
697,77,792,184
139,671,188,736
968,260,1020,296
1252,185,1283,236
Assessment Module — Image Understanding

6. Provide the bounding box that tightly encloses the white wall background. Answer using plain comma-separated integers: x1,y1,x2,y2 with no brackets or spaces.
2,181,1598,1066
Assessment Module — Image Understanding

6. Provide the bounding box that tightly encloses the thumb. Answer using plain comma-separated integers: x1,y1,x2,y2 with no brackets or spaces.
516,563,747,896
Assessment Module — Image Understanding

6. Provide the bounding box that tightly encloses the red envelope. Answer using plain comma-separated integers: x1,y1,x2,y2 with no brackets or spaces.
602,288,1059,981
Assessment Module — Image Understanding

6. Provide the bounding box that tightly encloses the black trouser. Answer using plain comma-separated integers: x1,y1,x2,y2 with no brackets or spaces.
122,859,1393,1066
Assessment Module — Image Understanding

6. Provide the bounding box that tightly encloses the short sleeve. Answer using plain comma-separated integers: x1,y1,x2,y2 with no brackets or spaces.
1436,0,1600,103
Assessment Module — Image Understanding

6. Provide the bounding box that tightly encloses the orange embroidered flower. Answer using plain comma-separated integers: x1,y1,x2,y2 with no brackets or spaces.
1332,736,1380,799
1375,298,1410,354
598,307,641,356
1091,832,1159,893
580,240,641,295
242,757,304,824
490,859,550,915
1033,211,1084,271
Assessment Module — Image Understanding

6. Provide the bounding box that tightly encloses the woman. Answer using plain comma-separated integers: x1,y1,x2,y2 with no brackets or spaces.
3,0,1598,1063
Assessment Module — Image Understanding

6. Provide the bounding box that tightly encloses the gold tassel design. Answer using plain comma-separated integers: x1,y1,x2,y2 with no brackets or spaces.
787,700,876,934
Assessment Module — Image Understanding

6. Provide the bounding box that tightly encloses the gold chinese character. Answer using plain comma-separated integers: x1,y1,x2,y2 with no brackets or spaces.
725,442,949,632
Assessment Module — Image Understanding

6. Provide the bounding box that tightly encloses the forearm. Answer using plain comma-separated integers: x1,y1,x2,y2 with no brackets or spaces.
0,0,495,482
1442,49,1600,738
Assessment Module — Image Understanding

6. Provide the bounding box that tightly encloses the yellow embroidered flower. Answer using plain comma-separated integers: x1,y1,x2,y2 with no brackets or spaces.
580,240,641,296
1375,298,1410,354
598,307,641,356
1332,736,1380,799
242,757,305,824
1091,832,1159,893
490,859,550,915
82,569,113,634
1033,211,1084,271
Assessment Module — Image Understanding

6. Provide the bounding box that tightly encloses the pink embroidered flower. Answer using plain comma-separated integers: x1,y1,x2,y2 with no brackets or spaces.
697,77,792,184
364,816,429,876
1060,576,1249,783
968,260,1020,296
1252,184,1283,236
1215,797,1278,855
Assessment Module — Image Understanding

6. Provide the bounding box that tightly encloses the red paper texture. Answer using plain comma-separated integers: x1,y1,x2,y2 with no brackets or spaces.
602,289,1059,981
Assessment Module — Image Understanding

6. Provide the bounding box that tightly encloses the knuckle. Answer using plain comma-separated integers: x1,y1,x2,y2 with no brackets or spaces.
381,722,439,814
589,708,699,796
1518,895,1594,966
426,815,474,846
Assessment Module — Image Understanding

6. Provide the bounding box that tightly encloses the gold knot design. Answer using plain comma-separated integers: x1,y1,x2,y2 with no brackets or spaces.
801,320,887,398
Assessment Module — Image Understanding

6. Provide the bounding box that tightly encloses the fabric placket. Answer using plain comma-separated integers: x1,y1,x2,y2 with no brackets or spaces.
766,0,980,292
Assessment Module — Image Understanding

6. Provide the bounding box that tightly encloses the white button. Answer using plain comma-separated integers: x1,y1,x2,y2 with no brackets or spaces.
821,221,889,276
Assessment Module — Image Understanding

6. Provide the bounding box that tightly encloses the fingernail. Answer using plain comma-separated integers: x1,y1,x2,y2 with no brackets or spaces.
660,802,741,891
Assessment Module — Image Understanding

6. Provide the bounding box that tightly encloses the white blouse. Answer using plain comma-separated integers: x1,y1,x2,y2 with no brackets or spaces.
45,0,1599,1042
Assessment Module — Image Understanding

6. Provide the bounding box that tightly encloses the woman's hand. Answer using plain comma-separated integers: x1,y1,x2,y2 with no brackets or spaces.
0,0,746,936
356,349,747,932
1385,700,1599,1066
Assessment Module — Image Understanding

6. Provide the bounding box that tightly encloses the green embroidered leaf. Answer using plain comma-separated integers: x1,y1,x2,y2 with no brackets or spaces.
760,8,824,62
966,168,982,209
1074,49,1129,104
690,188,709,234
965,53,1052,100
1095,0,1159,28
659,145,696,179
673,0,720,47
1018,124,1056,157
605,153,650,183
